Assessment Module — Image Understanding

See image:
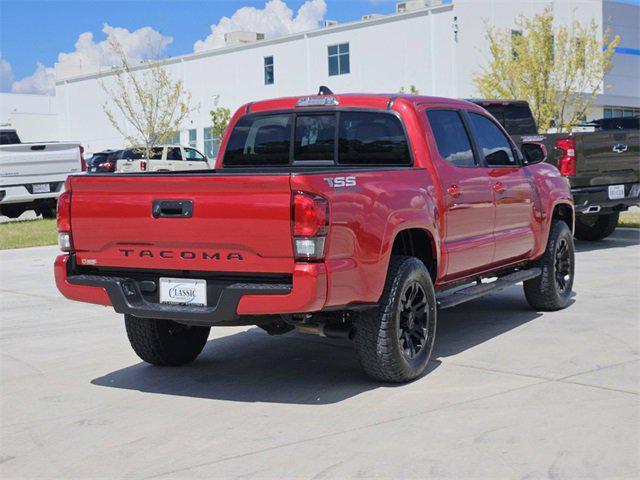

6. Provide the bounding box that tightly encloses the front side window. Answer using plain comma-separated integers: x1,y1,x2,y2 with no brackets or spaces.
224,114,292,166
184,148,206,160
468,113,516,167
294,115,335,161
426,110,476,168
328,43,350,76
264,56,274,85
338,111,410,165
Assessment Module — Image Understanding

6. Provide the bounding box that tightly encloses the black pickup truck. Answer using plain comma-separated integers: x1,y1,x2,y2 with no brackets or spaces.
471,100,640,240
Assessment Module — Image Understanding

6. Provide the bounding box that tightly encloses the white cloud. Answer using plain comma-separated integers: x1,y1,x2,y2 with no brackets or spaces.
0,54,15,92
10,24,172,95
194,0,326,52
11,63,55,95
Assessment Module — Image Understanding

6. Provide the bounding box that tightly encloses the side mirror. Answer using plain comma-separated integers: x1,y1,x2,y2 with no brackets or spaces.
521,142,547,165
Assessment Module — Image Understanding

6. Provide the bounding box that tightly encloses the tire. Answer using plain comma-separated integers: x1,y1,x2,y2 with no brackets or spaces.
0,205,25,219
524,220,575,311
124,315,210,366
574,212,619,241
36,203,57,219
353,256,437,383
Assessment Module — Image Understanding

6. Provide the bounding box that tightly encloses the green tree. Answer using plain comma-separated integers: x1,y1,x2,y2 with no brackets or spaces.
210,106,231,142
100,39,196,157
474,5,619,132
399,85,420,95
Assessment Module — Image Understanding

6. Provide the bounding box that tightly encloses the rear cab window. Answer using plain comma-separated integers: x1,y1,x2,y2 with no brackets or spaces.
222,110,411,167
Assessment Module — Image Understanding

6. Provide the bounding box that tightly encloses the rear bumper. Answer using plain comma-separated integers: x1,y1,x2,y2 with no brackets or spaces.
572,182,640,215
0,181,64,205
54,254,327,325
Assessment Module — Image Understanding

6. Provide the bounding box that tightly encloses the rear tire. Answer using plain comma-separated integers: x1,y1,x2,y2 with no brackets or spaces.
574,212,618,241
353,256,437,383
0,205,25,219
524,220,574,311
124,315,210,366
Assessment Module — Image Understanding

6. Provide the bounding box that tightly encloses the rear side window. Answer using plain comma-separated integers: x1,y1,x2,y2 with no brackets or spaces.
468,113,517,167
0,131,20,144
224,114,292,166
426,110,476,168
166,147,181,160
223,111,410,167
338,112,410,165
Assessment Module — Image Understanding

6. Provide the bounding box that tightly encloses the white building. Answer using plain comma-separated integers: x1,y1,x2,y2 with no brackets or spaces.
0,93,58,142
54,0,640,156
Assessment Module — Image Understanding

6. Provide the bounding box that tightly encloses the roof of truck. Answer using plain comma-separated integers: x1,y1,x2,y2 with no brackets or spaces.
246,93,479,114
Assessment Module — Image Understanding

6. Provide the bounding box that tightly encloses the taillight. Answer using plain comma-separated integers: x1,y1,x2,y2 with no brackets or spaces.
57,181,73,252
556,138,576,176
79,146,86,172
99,161,114,172
140,160,147,171
292,192,329,261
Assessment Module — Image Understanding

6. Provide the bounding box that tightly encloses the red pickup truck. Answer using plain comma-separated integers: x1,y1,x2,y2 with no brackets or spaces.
54,92,575,382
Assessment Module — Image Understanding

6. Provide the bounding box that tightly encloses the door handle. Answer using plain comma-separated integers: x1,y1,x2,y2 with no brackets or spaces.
447,185,462,199
613,144,628,154
152,200,193,218
492,182,506,194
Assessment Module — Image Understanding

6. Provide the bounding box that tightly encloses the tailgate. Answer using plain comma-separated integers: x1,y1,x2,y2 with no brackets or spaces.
0,143,81,186
572,130,640,188
69,174,295,273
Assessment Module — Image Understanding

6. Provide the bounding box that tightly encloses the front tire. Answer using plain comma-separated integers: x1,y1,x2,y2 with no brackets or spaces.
574,212,618,241
524,220,575,311
124,315,210,366
353,256,437,383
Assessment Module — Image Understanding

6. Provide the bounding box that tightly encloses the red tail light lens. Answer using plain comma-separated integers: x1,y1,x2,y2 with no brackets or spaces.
79,146,86,172
57,181,73,251
556,138,576,176
140,160,147,171
292,192,329,260
99,161,114,172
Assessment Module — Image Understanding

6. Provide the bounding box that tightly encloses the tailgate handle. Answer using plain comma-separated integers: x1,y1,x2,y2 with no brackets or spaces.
152,200,193,218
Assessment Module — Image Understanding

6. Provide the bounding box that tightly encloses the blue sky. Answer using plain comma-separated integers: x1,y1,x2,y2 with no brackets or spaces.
0,0,400,82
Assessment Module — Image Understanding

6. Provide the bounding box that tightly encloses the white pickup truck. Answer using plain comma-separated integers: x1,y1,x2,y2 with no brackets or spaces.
0,128,83,218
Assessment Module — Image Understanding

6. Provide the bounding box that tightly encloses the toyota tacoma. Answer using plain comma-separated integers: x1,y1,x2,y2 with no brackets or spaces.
54,92,575,382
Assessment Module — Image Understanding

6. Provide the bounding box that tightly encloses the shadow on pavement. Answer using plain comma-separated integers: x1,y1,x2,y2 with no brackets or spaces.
92,284,548,404
574,228,639,253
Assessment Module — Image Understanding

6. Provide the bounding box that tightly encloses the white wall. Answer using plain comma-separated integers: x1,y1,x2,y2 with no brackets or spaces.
55,0,639,155
0,93,59,142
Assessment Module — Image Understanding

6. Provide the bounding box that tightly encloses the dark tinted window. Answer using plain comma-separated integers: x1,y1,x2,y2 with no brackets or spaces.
121,147,162,160
89,153,109,166
468,113,517,167
294,114,335,161
481,104,536,135
426,110,476,168
0,131,20,144
594,117,640,131
166,147,182,160
224,114,291,166
338,112,410,165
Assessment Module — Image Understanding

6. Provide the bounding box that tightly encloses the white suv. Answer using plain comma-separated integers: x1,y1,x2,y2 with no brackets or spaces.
116,145,211,173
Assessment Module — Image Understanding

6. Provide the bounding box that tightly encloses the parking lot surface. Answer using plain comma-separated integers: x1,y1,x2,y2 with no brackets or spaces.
1,229,638,479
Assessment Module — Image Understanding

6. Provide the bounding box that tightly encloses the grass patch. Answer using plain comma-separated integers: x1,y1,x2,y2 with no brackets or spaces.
619,210,640,228
0,218,57,249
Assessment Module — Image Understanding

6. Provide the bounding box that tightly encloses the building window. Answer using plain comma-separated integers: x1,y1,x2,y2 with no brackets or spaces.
328,43,350,76
511,30,522,58
264,56,274,85
604,106,640,118
203,127,220,159
188,129,197,148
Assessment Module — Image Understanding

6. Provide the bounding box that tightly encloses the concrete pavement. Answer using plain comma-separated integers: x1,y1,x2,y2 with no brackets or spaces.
1,230,639,479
